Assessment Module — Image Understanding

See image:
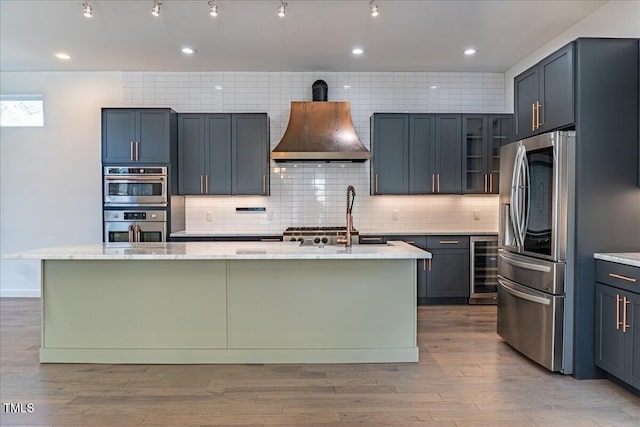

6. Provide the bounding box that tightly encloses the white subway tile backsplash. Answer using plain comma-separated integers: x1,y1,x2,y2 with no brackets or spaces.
123,71,504,234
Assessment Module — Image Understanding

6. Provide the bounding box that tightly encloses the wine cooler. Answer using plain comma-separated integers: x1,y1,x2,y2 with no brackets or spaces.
469,236,498,304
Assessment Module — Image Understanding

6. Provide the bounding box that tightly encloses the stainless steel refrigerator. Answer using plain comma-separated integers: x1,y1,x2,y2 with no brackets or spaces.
497,131,575,374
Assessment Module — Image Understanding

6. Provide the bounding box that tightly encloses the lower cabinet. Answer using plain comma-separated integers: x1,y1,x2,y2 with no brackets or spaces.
595,260,640,391
424,236,470,303
360,234,470,305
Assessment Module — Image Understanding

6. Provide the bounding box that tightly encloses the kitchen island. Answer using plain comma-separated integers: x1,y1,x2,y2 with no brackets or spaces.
10,241,430,364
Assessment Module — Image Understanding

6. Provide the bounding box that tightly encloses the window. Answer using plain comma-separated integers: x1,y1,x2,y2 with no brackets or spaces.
0,95,44,127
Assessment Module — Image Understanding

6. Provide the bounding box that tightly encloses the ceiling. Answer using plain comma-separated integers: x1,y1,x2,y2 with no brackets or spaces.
0,0,607,72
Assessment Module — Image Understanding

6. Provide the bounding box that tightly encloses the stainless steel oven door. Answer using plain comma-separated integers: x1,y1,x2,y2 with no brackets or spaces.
104,176,167,207
497,276,565,372
104,221,166,243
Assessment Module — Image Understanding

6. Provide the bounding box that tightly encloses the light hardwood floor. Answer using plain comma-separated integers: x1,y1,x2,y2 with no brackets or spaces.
1,298,638,426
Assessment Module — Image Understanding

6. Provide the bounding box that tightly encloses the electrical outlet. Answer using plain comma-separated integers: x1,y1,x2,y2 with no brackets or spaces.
392,209,399,220
206,211,214,222
473,210,480,221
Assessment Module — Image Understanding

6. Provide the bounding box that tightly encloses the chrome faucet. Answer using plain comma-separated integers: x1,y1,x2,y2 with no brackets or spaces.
337,185,356,247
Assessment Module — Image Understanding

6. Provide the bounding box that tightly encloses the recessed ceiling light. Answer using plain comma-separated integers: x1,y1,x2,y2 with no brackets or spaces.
82,1,92,18
214,85,223,90
151,0,162,17
430,85,438,89
464,48,477,56
181,47,196,55
55,52,71,60
344,85,351,89
352,48,364,55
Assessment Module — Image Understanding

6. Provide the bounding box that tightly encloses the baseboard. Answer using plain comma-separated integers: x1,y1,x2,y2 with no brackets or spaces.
0,289,41,298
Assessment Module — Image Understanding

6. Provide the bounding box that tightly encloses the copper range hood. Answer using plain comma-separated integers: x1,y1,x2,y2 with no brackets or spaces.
271,81,371,162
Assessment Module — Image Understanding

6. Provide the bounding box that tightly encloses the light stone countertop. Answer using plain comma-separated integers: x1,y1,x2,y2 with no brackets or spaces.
7,241,431,261
594,253,640,268
170,230,498,237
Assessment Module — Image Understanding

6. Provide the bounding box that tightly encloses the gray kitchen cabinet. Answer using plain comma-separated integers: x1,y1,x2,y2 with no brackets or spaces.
177,113,269,196
595,261,640,390
434,115,462,194
514,42,574,140
371,114,409,194
425,236,470,302
371,113,460,195
409,114,436,194
102,108,175,164
462,114,511,194
178,114,231,195
232,114,270,196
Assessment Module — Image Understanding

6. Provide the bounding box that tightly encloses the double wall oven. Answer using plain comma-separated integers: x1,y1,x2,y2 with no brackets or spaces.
103,166,169,243
498,131,575,374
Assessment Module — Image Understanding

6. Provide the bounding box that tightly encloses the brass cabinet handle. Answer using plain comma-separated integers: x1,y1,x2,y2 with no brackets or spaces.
205,174,209,193
200,175,204,194
484,174,488,192
437,174,440,193
260,238,281,242
135,141,140,161
423,259,426,271
616,294,622,330
490,174,494,193
439,240,459,244
532,103,536,131
262,174,266,194
623,296,630,332
375,174,379,193
428,258,432,271
609,273,637,283
362,237,382,241
535,101,542,129
130,141,134,161
431,174,435,193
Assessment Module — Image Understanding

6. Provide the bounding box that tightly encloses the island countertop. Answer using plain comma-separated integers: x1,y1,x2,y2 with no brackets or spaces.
8,241,431,261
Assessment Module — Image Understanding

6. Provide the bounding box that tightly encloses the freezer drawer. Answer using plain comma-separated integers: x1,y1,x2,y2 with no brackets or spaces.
497,276,565,372
498,249,565,294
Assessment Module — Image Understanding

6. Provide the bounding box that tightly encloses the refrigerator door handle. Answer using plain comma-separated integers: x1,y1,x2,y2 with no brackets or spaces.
511,144,526,248
499,251,551,273
498,277,551,306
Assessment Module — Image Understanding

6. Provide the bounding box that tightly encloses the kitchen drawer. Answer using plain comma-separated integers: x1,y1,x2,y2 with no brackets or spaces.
596,260,639,294
427,235,470,249
359,235,386,244
390,235,427,250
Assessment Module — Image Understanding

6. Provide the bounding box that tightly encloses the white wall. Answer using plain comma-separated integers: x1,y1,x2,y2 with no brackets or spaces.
1,72,122,297
505,0,640,111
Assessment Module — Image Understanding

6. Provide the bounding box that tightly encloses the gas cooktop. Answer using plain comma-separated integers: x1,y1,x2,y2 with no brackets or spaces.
283,226,359,245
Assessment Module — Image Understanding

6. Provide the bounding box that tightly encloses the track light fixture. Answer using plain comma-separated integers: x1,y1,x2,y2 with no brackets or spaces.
82,1,92,18
278,0,287,18
151,0,162,17
208,0,218,17
370,0,379,17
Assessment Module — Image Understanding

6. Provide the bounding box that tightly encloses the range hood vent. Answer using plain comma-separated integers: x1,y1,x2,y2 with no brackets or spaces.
271,82,370,162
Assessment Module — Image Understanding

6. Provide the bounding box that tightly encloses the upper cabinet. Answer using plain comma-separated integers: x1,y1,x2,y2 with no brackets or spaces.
371,114,410,194
102,108,176,164
514,43,574,140
232,114,270,196
371,113,461,195
178,113,269,196
372,113,510,195
462,114,511,194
